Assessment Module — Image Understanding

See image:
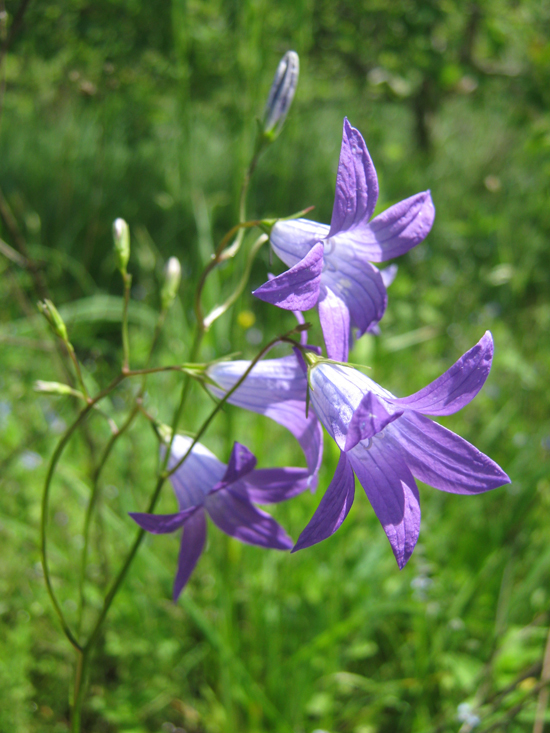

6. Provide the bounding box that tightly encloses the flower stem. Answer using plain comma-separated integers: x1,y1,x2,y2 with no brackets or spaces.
121,272,132,372
40,374,125,652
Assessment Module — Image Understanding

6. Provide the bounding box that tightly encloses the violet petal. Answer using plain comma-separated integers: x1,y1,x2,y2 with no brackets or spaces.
321,255,387,338
215,441,257,488
391,412,511,494
205,489,293,549
392,332,494,416
329,118,379,234
292,451,355,551
270,218,329,269
359,191,435,263
344,392,403,452
239,467,312,503
318,286,351,362
173,508,207,600
347,439,420,569
253,242,324,311
129,507,198,534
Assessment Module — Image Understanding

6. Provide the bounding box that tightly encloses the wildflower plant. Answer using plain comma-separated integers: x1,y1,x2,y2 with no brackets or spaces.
10,51,510,731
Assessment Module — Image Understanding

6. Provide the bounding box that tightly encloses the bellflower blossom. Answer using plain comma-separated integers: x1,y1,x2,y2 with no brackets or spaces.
296,331,510,567
253,118,435,361
130,437,297,599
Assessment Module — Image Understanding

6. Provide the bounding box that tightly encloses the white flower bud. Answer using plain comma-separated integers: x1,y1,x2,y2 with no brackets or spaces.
161,257,182,311
263,51,299,138
113,218,130,275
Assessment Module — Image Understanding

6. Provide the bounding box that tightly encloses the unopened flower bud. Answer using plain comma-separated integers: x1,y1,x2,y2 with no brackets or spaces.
34,381,84,399
113,218,130,275
38,299,68,341
161,257,181,311
263,51,299,138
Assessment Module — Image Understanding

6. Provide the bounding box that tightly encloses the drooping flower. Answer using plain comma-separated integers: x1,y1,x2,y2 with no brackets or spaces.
207,351,323,490
130,437,296,599
253,118,435,361
295,331,510,567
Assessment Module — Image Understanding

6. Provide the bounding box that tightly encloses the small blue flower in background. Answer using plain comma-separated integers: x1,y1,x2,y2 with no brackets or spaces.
130,437,302,599
254,118,435,361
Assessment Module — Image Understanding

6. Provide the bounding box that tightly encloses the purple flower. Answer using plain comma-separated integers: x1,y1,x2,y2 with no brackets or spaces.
207,352,323,490
253,118,435,361
295,331,510,567
130,437,296,599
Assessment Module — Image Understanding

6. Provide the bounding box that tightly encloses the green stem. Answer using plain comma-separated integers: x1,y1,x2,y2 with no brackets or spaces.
76,404,139,636
40,374,124,652
121,273,132,371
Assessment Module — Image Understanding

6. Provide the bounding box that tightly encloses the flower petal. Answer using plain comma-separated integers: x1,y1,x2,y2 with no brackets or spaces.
318,286,350,362
253,243,324,311
270,218,330,268
329,118,379,234
215,441,257,488
173,509,207,600
321,254,387,338
355,190,435,262
168,435,225,510
347,439,420,569
207,355,323,488
292,451,355,552
239,467,312,503
344,392,403,452
391,412,510,494
129,507,198,534
205,489,293,549
392,332,494,416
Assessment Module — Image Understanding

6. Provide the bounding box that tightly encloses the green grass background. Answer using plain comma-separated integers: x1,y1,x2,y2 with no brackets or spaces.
1,1,550,731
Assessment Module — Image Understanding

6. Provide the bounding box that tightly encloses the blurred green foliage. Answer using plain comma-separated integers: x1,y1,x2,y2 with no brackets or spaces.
1,0,550,731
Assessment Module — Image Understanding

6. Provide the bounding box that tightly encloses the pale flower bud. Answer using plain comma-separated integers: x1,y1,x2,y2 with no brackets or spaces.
38,299,68,342
113,218,130,275
263,51,299,138
34,381,84,399
161,257,181,311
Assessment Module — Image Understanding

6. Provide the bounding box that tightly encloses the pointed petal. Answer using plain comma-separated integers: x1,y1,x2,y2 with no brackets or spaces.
293,452,355,551
341,190,435,263
239,467,312,503
318,286,351,362
347,439,420,569
322,252,387,337
216,442,257,487
173,509,207,600
253,243,323,311
167,435,225,510
207,355,323,487
329,118,379,234
391,412,510,494
270,218,329,268
129,507,197,534
344,392,403,452
392,332,494,416
205,489,293,549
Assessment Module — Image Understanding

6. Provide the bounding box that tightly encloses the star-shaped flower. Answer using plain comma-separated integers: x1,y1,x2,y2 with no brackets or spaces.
130,437,297,599
295,331,510,567
253,118,435,361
